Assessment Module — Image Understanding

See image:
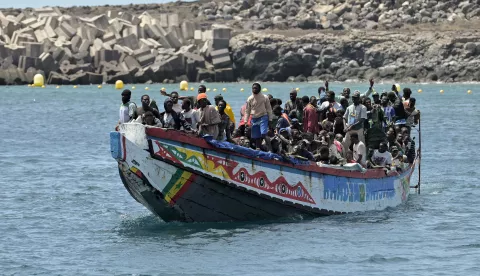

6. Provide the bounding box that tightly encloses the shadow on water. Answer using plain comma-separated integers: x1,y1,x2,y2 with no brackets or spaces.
114,212,314,238
115,194,425,239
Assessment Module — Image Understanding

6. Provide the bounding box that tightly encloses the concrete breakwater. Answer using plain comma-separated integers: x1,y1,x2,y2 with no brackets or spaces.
0,7,234,85
1,1,480,85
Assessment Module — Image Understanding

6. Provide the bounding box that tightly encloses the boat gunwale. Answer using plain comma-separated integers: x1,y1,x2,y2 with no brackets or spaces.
145,127,416,180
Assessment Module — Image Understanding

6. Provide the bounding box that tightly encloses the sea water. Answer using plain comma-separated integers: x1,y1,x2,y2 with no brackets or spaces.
0,82,479,275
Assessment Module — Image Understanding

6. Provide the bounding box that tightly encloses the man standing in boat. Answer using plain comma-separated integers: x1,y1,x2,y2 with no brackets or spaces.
118,89,137,124
244,83,273,151
343,91,367,148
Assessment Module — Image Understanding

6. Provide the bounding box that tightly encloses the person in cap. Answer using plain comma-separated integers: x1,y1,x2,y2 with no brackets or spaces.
214,94,236,128
197,93,221,139
160,98,191,130
343,90,367,148
372,91,381,105
244,82,273,150
118,89,137,124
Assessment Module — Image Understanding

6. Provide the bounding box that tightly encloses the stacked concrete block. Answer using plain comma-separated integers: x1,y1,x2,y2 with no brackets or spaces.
133,47,154,67
211,27,231,50
103,32,117,46
35,7,61,18
55,21,76,39
181,21,195,40
18,56,41,71
168,14,179,27
117,34,139,50
165,31,182,49
211,48,232,69
25,42,43,58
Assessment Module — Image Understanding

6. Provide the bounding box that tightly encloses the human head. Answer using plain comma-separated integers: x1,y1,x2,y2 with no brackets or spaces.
252,83,261,94
302,95,310,105
288,110,297,119
327,91,335,102
218,100,227,113
310,96,317,107
290,89,297,101
342,88,351,98
401,127,409,137
197,93,208,108
141,94,150,108
318,86,326,95
164,98,173,113
379,142,388,153
319,146,329,160
267,94,273,100
396,133,403,143
403,88,412,99
372,92,380,104
350,133,359,144
335,133,343,142
245,125,251,138
409,97,416,109
387,91,397,102
121,89,131,104
276,98,282,106
170,91,179,104
273,105,282,116
364,97,372,110
381,96,389,107
352,91,361,105
198,85,206,94
387,128,396,141
391,146,399,157
270,98,278,108
182,98,191,111
214,94,223,106
279,128,289,139
340,98,349,109
144,111,155,126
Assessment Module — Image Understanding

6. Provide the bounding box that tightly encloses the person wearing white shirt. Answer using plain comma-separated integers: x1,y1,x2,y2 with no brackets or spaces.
343,91,367,148
351,132,367,167
370,142,392,168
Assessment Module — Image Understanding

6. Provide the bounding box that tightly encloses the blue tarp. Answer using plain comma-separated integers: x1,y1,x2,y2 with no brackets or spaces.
203,135,310,165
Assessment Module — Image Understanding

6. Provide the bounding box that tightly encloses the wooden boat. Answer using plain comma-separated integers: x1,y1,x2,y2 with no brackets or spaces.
110,123,420,222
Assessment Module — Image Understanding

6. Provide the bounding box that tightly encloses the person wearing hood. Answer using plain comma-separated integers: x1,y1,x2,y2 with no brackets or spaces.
159,98,191,130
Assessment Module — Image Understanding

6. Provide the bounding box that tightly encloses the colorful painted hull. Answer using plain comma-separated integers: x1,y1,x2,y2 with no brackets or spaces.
110,124,416,222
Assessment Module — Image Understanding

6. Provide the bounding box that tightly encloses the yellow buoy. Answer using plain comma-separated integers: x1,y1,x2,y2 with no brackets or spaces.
468,90,472,94
418,89,422,93
131,86,136,90
145,87,149,90
240,88,244,92
41,85,45,88
180,80,188,91
207,88,211,92
213,88,217,92
262,88,268,92
73,85,78,89
98,85,102,89
395,83,401,92
56,86,60,89
440,89,444,93
222,88,227,92
33,74,44,87
161,87,166,92
295,87,300,92
190,87,194,91
28,84,32,87
115,80,124,90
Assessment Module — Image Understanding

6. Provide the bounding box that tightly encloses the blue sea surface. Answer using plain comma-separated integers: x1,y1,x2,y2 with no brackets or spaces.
0,82,478,275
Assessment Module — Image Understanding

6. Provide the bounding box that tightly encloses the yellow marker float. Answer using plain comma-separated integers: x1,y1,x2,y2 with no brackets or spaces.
207,88,211,92
262,88,268,92
295,87,300,92
131,86,136,90
115,80,124,90
180,80,188,91
240,88,244,92
468,90,472,94
98,85,102,89
145,87,150,90
213,88,217,92
33,74,44,87
440,89,444,94
418,89,422,93
222,88,227,92
190,87,194,91
73,85,78,89
56,86,60,89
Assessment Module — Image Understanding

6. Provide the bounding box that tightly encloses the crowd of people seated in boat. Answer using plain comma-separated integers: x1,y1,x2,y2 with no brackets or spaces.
117,79,420,171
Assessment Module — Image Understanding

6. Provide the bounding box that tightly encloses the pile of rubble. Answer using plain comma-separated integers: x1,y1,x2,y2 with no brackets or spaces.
0,7,235,85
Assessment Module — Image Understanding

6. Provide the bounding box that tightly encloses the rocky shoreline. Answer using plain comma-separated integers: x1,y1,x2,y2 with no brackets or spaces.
1,1,480,85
